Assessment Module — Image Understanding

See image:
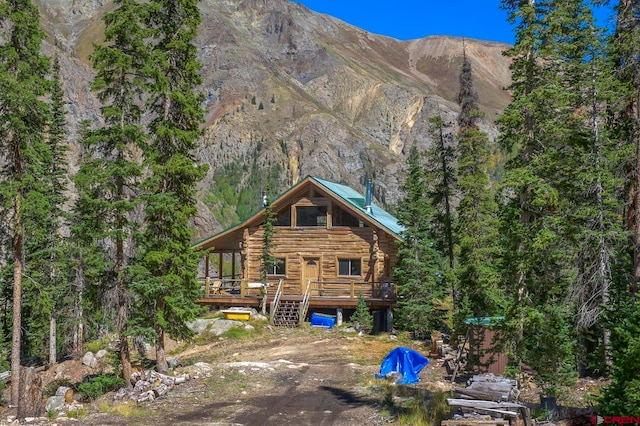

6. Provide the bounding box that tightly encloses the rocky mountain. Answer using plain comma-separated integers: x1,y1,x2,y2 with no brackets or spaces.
34,0,512,237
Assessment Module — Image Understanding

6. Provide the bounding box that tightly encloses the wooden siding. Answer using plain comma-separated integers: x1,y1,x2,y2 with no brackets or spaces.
243,226,397,294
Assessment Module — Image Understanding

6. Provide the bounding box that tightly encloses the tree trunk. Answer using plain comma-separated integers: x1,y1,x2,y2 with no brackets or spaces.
11,193,23,407
118,302,132,389
49,312,56,365
156,328,167,374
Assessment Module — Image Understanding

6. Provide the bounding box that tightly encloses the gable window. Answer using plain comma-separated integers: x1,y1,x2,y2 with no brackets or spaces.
296,205,327,227
268,258,286,276
332,205,359,227
338,258,361,276
275,209,291,227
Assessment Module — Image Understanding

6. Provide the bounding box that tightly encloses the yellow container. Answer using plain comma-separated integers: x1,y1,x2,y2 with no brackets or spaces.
222,310,251,321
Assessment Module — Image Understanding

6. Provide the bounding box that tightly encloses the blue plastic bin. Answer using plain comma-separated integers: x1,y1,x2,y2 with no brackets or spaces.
311,313,336,328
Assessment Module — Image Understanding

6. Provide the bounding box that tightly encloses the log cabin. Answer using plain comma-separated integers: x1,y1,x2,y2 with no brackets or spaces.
194,176,404,331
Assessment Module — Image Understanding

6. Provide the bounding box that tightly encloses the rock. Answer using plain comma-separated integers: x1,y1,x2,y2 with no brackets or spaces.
187,318,216,334
45,395,65,412
166,357,182,369
82,352,97,368
209,319,244,336
244,324,255,331
95,349,108,359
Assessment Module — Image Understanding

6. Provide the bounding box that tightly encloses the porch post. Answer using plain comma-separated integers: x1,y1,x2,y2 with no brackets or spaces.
386,308,393,333
336,308,343,326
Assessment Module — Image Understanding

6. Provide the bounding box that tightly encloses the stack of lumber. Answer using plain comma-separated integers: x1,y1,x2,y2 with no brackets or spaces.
114,370,190,403
443,374,532,426
455,374,520,402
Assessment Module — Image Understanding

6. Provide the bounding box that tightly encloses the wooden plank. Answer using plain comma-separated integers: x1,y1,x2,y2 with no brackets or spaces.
447,398,525,409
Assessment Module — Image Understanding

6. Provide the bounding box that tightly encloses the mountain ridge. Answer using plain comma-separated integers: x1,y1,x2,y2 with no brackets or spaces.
33,0,512,237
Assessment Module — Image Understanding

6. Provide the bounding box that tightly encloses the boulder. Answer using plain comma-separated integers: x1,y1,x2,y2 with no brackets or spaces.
45,396,64,412
82,352,97,368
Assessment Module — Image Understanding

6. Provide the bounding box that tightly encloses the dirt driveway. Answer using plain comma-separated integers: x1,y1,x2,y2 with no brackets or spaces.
67,326,446,426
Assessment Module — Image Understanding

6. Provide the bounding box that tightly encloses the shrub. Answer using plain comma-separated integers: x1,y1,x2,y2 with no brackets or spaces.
77,375,124,400
351,294,373,334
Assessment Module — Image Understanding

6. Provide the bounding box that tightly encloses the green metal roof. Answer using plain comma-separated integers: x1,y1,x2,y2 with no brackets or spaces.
464,316,506,325
311,177,404,238
193,176,405,248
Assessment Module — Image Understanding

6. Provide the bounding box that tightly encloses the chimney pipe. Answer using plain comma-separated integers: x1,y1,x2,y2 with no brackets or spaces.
365,179,372,214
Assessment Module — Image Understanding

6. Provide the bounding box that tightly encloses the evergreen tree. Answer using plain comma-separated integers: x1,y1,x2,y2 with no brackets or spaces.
498,0,583,391
425,116,457,272
455,51,503,330
131,0,207,374
0,0,52,407
76,0,150,386
259,193,277,283
394,146,445,339
21,55,72,365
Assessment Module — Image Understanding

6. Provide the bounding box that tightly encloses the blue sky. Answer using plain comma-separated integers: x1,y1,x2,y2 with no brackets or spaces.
294,0,514,44
293,1,617,45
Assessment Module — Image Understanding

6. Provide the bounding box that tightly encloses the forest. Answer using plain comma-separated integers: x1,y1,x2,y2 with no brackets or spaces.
392,0,640,414
0,0,639,417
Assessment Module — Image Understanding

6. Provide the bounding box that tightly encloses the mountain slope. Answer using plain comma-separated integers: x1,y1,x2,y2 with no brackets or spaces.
34,0,512,236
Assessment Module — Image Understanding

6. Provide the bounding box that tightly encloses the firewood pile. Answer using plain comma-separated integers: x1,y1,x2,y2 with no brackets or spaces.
114,369,191,403
443,374,533,426
430,333,468,381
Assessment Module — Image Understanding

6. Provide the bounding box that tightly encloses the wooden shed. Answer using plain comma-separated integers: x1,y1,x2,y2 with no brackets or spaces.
194,176,404,329
465,316,508,376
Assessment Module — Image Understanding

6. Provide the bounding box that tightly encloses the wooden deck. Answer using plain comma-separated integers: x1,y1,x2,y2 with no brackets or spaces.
198,278,396,310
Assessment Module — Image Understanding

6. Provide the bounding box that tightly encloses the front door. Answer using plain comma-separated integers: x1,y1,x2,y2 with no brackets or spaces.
302,258,320,294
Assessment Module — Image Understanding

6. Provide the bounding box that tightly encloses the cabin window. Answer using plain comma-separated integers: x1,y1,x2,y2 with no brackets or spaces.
275,208,291,227
332,205,359,227
296,205,327,227
268,258,286,276
338,258,361,276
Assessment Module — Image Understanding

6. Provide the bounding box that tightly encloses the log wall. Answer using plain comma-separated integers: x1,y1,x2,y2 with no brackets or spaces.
244,225,397,294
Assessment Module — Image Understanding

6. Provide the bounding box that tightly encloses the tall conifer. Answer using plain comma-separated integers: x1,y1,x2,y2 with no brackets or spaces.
394,146,445,338
0,0,51,407
455,50,503,328
76,0,150,386
130,0,206,373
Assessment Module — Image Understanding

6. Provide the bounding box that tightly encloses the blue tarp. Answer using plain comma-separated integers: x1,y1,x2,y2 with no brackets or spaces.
375,347,429,385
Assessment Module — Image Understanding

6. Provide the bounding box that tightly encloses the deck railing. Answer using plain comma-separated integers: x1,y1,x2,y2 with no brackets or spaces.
199,277,396,300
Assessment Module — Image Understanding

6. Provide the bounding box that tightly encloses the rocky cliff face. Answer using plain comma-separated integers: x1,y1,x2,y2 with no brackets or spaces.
34,0,512,237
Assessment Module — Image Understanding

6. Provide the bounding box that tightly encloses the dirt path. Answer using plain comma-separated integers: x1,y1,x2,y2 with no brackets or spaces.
20,326,446,426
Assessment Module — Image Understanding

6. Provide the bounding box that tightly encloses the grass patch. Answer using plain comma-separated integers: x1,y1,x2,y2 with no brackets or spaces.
99,401,153,418
373,383,453,426
205,369,249,394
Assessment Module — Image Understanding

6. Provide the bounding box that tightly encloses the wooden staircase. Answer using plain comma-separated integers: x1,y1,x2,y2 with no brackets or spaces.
270,279,312,328
271,299,301,327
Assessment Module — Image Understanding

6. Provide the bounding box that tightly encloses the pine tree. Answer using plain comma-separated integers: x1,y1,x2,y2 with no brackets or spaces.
0,0,52,407
394,146,445,339
259,193,277,284
425,115,457,272
76,0,150,386
455,50,503,330
130,0,207,374
498,0,581,391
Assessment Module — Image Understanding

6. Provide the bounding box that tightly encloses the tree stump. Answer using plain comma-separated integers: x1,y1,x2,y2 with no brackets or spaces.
55,386,74,403
17,367,44,419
